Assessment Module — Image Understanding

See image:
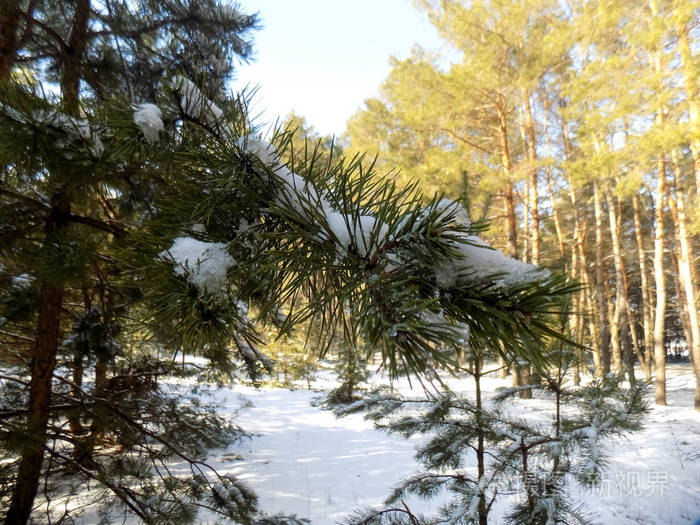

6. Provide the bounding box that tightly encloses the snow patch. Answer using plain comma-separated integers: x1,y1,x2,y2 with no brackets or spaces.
170,76,224,125
437,198,471,228
160,237,234,294
437,235,549,288
39,111,104,156
133,103,164,143
11,273,34,289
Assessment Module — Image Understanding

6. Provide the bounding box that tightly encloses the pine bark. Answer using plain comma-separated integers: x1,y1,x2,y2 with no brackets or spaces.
652,155,667,405
498,100,518,259
632,194,653,380
669,150,700,409
649,0,667,405
604,184,625,376
60,0,90,115
593,182,611,375
523,89,539,265
0,0,20,80
5,201,68,525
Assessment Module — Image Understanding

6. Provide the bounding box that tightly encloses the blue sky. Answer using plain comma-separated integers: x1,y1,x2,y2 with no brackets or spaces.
232,0,444,137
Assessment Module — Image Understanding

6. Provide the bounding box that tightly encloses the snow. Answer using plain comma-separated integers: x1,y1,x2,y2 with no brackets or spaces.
236,134,281,168
236,134,395,259
234,134,549,287
160,237,235,294
10,273,34,289
437,198,471,228
120,365,694,525
133,103,164,143
436,234,549,288
236,134,329,214
57,364,700,524
171,76,224,125
323,212,389,258
38,111,104,156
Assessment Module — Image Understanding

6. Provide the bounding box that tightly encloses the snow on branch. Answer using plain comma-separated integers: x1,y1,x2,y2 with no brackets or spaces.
133,103,164,143
160,237,234,295
170,75,224,126
3,106,105,157
237,133,548,287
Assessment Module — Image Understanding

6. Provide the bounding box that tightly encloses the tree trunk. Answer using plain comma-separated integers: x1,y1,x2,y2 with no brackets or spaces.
652,155,667,405
668,150,700,409
632,194,653,380
569,184,599,373
0,0,21,80
546,172,566,264
593,182,611,375
60,0,90,116
498,101,518,259
473,354,488,525
604,184,626,376
648,0,667,405
6,3,90,521
622,255,646,382
5,202,68,525
523,89,539,265
518,103,530,264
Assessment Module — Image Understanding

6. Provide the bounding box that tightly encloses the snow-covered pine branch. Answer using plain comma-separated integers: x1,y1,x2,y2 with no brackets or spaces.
155,76,575,378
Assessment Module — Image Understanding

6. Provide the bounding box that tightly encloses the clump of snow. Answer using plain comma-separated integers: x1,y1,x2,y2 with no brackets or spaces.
236,135,281,169
323,212,389,258
237,136,545,278
11,273,34,289
160,237,234,294
437,235,549,288
237,135,397,258
40,111,104,156
170,76,224,125
237,134,333,217
3,107,103,156
433,199,548,288
437,198,471,228
133,103,164,143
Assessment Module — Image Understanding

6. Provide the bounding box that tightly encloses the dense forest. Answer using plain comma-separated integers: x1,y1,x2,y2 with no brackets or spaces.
0,0,697,524
346,0,700,408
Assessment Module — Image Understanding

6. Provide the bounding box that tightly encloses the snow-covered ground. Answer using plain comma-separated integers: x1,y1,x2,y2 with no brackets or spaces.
189,365,700,524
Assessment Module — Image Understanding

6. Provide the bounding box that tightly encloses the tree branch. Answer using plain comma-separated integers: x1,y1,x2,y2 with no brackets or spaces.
67,213,127,237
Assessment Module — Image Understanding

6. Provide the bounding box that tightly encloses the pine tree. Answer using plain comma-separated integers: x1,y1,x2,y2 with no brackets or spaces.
2,1,580,523
340,324,647,525
1,1,262,523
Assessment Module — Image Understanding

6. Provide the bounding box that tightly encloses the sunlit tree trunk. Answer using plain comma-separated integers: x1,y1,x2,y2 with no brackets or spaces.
593,182,611,375
498,102,518,259
652,154,667,405
632,194,653,380
523,89,539,265
669,150,700,409
604,184,624,375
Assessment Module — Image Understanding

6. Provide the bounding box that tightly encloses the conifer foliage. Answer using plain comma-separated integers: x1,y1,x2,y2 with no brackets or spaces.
339,334,648,525
1,1,578,524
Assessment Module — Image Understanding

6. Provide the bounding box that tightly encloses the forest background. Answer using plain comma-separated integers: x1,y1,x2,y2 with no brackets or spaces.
341,0,700,407
0,0,699,523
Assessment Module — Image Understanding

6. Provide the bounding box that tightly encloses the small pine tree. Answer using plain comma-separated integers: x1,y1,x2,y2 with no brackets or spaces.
340,332,648,525
325,340,371,405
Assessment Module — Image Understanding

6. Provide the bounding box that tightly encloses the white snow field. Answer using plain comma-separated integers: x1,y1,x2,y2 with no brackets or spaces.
184,365,700,525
